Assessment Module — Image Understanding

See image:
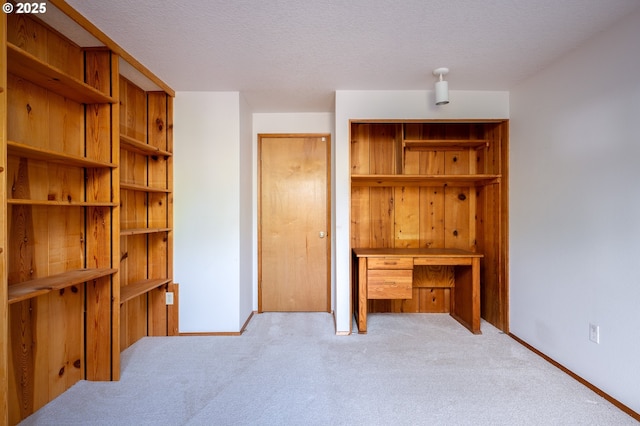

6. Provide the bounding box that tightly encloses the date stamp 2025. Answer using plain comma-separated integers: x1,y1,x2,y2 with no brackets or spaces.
3,2,47,14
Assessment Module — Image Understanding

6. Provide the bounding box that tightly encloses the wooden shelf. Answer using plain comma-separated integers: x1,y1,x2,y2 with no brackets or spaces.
8,199,117,207
120,227,172,236
8,140,117,168
120,134,172,157
402,139,489,151
120,182,171,193
120,278,171,304
351,174,501,187
8,268,117,304
7,43,116,104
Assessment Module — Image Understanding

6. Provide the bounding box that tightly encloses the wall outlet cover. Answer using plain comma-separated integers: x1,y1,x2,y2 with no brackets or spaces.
589,323,600,344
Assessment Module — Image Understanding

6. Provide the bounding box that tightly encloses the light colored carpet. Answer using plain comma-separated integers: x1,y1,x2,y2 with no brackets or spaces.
20,313,636,425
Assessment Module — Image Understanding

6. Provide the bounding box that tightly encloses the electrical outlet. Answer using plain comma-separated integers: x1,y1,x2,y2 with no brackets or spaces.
589,323,600,344
165,292,174,305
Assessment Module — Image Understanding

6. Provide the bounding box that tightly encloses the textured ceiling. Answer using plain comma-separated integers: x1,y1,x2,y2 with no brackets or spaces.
64,0,640,112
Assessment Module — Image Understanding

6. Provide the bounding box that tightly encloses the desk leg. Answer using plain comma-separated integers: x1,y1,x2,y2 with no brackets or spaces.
470,257,481,333
357,257,368,333
451,258,481,334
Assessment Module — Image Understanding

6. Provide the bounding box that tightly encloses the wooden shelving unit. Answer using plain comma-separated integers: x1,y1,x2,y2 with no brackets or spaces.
1,6,175,424
120,182,172,193
119,77,175,352
120,228,172,236
402,139,490,150
7,140,117,168
351,174,501,187
4,12,118,423
9,268,117,304
121,278,172,304
120,133,172,157
350,121,509,332
6,43,116,104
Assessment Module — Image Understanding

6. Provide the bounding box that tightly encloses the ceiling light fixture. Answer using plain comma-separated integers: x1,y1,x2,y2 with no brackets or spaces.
433,67,450,105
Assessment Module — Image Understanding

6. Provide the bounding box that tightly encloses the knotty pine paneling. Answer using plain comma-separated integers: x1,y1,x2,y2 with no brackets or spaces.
352,122,507,317
7,75,84,155
7,13,83,80
120,78,147,142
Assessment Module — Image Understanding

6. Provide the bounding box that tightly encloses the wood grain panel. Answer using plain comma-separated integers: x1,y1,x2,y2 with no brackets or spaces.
394,187,419,248
148,232,168,279
147,92,167,152
370,187,394,248
350,123,370,174
85,51,112,165
350,187,370,249
148,285,168,336
7,14,48,64
120,77,147,141
148,192,168,229
419,187,445,248
444,187,471,249
47,207,83,274
85,276,112,381
47,91,83,156
8,299,37,424
418,288,450,313
7,14,83,80
413,265,454,287
7,202,36,285
370,124,396,174
6,75,49,150
47,286,83,401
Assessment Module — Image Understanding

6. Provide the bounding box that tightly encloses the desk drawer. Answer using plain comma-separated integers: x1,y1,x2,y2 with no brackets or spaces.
368,257,413,269
367,269,413,299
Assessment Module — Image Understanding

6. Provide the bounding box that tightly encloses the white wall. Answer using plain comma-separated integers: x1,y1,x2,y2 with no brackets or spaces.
174,91,248,332
334,90,509,333
510,10,640,413
252,113,335,310
238,95,254,329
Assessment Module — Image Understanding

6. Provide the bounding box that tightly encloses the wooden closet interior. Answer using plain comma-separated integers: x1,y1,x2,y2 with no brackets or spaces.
350,121,509,331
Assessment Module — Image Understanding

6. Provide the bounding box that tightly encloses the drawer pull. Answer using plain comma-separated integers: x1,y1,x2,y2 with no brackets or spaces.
383,261,397,265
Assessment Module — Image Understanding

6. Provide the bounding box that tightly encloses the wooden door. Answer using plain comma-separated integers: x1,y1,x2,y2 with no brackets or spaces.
259,134,330,312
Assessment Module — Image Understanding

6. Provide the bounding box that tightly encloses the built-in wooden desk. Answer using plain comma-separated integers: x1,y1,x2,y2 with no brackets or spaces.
352,248,483,334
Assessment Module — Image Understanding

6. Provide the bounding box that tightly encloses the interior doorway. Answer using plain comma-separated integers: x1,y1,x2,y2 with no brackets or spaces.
258,134,331,312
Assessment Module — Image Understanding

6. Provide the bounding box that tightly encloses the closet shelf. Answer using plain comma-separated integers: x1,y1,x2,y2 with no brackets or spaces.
120,182,171,193
402,139,489,151
8,140,117,168
351,174,501,187
8,268,117,304
7,43,116,104
120,278,171,304
120,134,172,157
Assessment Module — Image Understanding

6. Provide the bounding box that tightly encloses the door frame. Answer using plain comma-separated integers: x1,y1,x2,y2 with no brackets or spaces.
257,133,332,312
